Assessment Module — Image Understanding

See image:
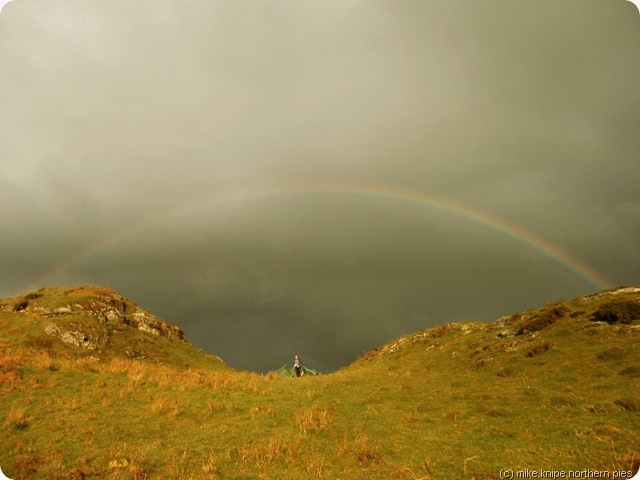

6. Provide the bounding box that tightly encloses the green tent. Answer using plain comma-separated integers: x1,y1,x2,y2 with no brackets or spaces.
268,364,318,378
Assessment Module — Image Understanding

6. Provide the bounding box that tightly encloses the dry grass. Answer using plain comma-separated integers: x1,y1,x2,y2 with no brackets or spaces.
236,436,292,468
4,408,29,430
149,397,184,417
295,404,331,435
1,287,639,479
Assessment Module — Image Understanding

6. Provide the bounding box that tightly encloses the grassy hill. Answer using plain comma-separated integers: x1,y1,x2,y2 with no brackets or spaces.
1,285,639,479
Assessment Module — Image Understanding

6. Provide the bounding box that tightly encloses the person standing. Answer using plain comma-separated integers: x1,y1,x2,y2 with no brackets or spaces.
293,354,301,377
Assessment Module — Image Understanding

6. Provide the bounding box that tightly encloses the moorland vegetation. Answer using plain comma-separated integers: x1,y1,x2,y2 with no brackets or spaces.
1,285,639,479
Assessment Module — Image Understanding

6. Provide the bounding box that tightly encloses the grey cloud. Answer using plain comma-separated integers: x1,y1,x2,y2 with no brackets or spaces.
1,0,638,372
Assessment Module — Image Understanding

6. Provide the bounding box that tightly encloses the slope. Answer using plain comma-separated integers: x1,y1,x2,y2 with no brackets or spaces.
0,285,227,370
0,285,638,479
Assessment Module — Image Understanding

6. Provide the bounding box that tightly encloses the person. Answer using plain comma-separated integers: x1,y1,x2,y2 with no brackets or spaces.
293,354,301,377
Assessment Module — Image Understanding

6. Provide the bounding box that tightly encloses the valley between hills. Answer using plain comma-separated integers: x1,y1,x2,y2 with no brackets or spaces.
1,285,639,479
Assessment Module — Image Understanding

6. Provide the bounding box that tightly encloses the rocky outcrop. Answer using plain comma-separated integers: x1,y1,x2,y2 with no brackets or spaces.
358,286,640,364
124,308,184,341
5,286,186,354
380,320,484,355
0,285,228,369
43,322,98,350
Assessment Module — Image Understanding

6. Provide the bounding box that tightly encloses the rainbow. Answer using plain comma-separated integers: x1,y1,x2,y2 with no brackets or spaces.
26,182,613,292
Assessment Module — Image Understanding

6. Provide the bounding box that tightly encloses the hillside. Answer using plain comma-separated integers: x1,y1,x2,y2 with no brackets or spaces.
0,285,226,370
1,285,639,479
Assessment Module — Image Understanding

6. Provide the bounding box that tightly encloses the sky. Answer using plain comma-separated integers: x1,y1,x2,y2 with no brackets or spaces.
1,0,639,373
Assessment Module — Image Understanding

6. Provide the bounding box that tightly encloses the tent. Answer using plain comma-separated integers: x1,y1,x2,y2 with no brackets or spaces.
268,364,318,378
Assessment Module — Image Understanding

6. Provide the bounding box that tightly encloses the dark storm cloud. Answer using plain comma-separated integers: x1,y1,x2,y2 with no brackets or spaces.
1,0,639,372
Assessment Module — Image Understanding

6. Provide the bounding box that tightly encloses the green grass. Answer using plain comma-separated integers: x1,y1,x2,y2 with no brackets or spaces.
1,286,639,479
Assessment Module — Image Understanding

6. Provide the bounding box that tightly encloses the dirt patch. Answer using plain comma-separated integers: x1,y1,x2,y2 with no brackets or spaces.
525,341,552,358
591,299,640,325
618,365,640,378
615,398,640,412
517,303,569,335
597,347,626,361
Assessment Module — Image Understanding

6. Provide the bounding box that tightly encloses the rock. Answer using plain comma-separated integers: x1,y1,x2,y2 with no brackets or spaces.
44,322,98,350
496,328,518,339
43,323,61,337
122,307,184,340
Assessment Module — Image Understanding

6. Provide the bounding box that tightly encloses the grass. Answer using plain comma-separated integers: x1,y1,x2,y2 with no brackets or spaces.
1,286,639,478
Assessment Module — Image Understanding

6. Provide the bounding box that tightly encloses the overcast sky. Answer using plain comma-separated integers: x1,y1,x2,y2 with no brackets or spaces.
1,0,639,373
